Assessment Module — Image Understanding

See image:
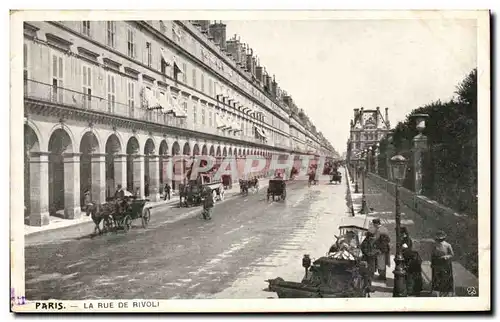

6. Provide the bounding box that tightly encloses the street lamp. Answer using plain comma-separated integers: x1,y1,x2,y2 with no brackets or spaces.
354,158,360,193
358,153,369,214
390,154,409,297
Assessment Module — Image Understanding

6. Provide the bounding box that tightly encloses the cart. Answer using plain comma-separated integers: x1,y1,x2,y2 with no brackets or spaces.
267,179,286,201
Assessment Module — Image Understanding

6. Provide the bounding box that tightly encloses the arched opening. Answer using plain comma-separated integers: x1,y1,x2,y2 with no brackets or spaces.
126,137,140,193
238,148,242,156
105,134,121,199
201,144,208,156
144,138,155,197
216,146,221,157
222,147,227,157
159,140,168,192
48,128,73,216
24,124,40,223
209,145,215,156
79,131,100,207
228,147,233,156
182,142,191,156
193,144,200,156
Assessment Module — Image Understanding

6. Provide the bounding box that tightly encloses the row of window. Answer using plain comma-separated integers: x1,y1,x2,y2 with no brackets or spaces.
76,21,289,134
352,132,383,141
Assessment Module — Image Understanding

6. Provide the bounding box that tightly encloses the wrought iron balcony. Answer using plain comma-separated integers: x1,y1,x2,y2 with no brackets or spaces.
24,79,187,129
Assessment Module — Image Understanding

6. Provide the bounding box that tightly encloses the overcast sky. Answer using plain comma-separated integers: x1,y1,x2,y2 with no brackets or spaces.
224,19,477,154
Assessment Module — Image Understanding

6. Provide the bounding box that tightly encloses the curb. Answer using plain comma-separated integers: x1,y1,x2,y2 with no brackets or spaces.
344,167,356,217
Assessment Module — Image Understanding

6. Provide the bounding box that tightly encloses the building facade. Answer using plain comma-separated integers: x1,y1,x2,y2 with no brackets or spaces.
23,20,336,226
346,107,391,164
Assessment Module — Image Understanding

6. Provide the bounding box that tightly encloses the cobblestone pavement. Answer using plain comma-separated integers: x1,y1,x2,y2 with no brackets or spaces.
25,179,352,300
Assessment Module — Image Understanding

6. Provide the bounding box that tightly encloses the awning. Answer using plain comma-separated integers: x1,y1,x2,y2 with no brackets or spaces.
159,93,175,114
160,48,171,66
216,113,229,129
173,55,182,74
172,97,187,118
255,127,265,138
145,88,160,110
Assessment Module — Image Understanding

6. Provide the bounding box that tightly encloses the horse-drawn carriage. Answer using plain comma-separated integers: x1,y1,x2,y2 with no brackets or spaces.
239,178,259,195
87,195,152,235
179,174,225,208
266,218,370,298
330,169,342,184
267,179,286,201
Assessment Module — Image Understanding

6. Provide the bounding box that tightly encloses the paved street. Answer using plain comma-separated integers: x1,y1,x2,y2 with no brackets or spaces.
25,178,351,300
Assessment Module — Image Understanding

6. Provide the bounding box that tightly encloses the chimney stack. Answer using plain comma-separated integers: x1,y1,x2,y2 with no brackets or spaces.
359,107,364,126
209,21,227,51
376,106,380,128
385,107,390,127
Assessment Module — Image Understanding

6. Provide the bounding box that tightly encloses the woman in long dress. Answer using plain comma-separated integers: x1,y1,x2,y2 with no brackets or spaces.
431,230,455,296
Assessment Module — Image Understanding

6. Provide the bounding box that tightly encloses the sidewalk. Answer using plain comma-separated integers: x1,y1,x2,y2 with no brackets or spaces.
346,171,478,297
24,178,269,237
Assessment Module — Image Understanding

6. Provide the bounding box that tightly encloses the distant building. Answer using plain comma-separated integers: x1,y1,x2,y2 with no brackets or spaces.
346,107,391,164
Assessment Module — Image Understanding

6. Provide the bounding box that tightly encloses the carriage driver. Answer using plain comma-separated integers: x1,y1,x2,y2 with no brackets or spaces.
114,184,129,213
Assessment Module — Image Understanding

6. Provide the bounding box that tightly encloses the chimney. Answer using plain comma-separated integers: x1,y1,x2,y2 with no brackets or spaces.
272,75,277,97
209,21,227,51
376,106,380,128
246,48,255,76
359,107,364,126
226,37,240,62
256,66,264,84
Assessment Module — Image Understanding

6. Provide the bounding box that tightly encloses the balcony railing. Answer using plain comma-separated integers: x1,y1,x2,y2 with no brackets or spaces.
25,79,187,129
24,79,274,147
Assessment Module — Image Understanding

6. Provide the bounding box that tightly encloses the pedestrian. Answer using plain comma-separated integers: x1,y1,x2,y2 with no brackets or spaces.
202,187,214,220
164,183,171,201
360,230,380,293
83,190,92,215
431,230,455,297
400,227,423,296
372,218,391,281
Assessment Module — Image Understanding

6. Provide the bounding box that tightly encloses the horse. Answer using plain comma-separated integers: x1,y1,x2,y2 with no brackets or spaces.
86,201,116,235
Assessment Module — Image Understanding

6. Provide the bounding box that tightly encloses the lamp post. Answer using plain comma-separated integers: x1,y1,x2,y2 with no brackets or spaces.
354,158,360,193
390,154,409,297
358,153,369,214
367,146,372,173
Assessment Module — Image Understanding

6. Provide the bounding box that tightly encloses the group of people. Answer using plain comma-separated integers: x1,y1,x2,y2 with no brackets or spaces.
359,218,455,297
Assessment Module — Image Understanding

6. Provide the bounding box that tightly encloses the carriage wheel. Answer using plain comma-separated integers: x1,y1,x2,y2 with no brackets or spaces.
282,190,287,200
212,190,217,203
219,190,225,201
104,217,113,233
123,215,132,232
141,208,151,228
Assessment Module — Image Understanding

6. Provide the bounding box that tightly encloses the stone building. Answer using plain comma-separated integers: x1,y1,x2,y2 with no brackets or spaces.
23,20,335,226
346,107,391,164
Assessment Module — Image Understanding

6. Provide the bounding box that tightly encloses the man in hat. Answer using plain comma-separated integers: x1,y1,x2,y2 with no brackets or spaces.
360,230,380,293
372,218,391,281
431,230,455,296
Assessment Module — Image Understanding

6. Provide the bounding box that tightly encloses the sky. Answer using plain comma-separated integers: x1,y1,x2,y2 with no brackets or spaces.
224,19,477,154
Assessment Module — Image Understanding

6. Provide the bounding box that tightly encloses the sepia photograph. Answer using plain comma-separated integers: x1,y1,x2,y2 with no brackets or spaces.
10,9,490,313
